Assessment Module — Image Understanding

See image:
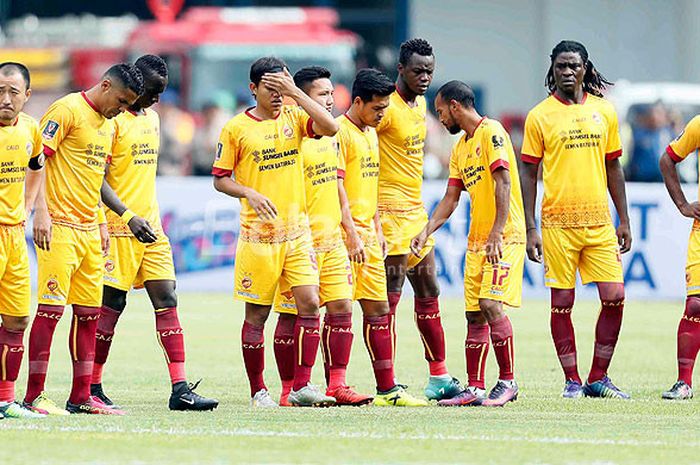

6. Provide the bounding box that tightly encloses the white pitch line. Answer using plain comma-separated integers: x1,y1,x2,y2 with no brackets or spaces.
1,423,695,448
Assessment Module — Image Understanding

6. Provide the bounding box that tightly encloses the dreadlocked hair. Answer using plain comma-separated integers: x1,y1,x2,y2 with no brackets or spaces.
545,40,613,97
135,54,168,78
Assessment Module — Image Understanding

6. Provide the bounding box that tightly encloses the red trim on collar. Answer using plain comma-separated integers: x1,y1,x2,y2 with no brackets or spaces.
343,113,365,131
465,116,487,139
244,107,281,121
551,91,588,106
395,84,408,103
81,91,100,113
0,117,18,127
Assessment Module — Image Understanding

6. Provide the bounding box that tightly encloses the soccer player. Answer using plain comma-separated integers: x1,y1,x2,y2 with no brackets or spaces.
90,55,218,411
376,38,460,400
24,63,143,415
0,62,46,419
271,66,372,407
412,81,524,407
521,41,632,399
338,68,427,407
213,57,339,408
659,117,700,400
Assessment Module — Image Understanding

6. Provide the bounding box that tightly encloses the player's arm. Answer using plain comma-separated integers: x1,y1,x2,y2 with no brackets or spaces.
520,162,542,262
260,68,339,136
100,173,157,243
213,175,277,221
411,183,461,257
31,167,51,251
24,148,45,217
485,167,510,264
605,158,632,253
337,178,365,263
659,152,699,218
374,210,387,258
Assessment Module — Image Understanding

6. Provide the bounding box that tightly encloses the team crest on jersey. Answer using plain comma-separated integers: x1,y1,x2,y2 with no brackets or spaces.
42,120,59,140
26,141,33,156
215,142,223,161
105,259,115,273
591,112,602,125
241,275,253,289
47,277,59,293
475,146,481,157
283,124,294,139
491,135,504,149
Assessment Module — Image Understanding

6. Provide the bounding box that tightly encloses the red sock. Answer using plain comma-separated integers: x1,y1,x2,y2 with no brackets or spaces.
388,291,400,361
550,289,580,383
25,304,64,403
323,312,353,390
588,293,624,383
293,315,321,391
92,305,122,384
414,296,447,376
489,316,514,381
69,305,100,404
678,297,700,386
0,326,24,403
363,314,395,392
273,314,296,387
465,322,489,389
155,307,186,384
241,321,266,396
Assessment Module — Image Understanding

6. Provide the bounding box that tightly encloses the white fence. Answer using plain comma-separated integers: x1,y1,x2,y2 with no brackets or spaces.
24,178,697,300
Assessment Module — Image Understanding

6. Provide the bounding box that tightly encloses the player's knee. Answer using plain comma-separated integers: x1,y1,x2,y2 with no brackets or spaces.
479,299,504,321
103,292,127,312
465,311,487,326
1,315,30,331
551,288,575,309
598,282,624,303
687,296,700,317
295,295,320,316
153,291,178,309
245,304,270,327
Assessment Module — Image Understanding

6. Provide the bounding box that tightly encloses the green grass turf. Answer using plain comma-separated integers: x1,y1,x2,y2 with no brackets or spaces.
1,293,698,464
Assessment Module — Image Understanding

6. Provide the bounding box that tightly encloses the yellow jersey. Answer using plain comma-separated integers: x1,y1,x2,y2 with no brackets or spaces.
667,115,700,229
521,93,622,229
376,90,426,210
105,109,162,237
448,117,525,251
0,112,42,225
337,114,380,243
213,106,314,243
301,135,343,252
40,91,115,229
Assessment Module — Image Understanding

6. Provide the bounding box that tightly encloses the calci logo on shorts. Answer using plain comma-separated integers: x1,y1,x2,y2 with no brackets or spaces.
47,277,59,293
241,275,253,289
105,259,115,273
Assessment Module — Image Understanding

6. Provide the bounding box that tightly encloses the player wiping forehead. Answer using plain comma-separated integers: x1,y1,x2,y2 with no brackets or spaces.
271,66,372,407
93,55,218,412
376,38,461,401
213,57,339,408
520,40,631,400
25,63,143,416
0,62,47,419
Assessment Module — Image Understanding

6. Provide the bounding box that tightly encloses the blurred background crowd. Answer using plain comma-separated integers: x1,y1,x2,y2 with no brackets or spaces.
4,0,700,181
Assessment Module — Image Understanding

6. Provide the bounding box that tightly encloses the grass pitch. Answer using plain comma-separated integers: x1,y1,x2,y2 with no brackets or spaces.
1,293,698,464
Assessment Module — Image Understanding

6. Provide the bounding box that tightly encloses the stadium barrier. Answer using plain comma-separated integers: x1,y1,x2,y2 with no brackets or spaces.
25,178,694,300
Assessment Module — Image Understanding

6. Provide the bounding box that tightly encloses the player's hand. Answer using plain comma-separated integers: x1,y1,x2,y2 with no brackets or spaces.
345,231,366,264
245,189,277,221
526,228,543,263
99,223,110,257
616,221,632,254
411,229,428,257
485,229,504,264
128,216,157,244
378,233,388,259
260,68,297,97
33,209,52,251
680,202,700,221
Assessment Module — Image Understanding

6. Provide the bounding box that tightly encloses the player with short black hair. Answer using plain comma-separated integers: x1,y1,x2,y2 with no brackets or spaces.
376,38,461,401
0,62,47,419
91,55,218,412
520,40,631,399
23,63,143,415
337,68,427,406
213,57,339,407
414,80,525,406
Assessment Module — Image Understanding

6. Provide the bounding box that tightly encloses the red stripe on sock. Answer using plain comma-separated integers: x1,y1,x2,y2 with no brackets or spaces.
363,315,395,392
293,315,321,391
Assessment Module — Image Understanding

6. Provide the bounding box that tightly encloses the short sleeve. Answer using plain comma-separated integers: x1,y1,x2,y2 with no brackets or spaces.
667,116,700,163
375,104,393,134
447,143,465,190
30,117,43,158
212,123,237,177
484,122,511,172
521,110,543,164
336,125,348,179
289,106,314,141
604,106,623,160
39,102,74,156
